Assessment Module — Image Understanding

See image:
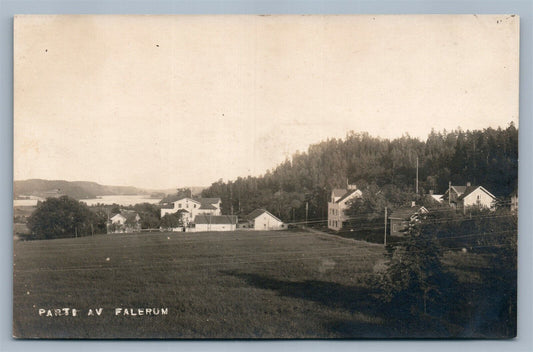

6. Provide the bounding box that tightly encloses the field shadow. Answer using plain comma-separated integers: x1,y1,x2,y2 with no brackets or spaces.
221,270,397,336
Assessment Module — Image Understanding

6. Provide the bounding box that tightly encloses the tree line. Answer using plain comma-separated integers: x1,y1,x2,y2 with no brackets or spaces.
201,123,518,222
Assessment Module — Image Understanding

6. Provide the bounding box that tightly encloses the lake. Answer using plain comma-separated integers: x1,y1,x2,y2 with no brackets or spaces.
82,195,162,206
14,195,162,207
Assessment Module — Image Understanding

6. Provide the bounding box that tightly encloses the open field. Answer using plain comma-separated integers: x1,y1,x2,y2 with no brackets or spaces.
13,230,514,338
14,230,389,338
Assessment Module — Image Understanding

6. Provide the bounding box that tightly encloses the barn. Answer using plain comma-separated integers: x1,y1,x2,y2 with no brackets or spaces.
193,214,238,232
246,209,285,231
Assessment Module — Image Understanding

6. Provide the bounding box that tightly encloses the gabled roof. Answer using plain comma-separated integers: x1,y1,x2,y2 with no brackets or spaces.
431,194,444,203
450,186,467,195
110,213,126,220
336,189,361,203
194,215,238,225
201,197,221,205
389,206,428,220
199,203,217,210
160,194,187,203
161,195,219,206
111,210,140,222
457,186,496,200
246,209,282,222
331,188,346,198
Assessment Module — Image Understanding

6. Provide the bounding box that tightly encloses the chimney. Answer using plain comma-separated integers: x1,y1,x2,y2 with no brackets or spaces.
466,182,471,187
411,201,416,207
347,184,357,190
429,190,434,195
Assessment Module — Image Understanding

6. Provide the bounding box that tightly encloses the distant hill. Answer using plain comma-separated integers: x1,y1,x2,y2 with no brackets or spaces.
14,179,148,200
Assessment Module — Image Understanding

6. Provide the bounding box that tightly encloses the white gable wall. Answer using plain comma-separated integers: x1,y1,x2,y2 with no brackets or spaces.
253,212,284,231
462,188,495,208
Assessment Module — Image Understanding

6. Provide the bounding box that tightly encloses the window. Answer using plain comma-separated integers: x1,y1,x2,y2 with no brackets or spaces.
178,203,181,208
194,204,196,208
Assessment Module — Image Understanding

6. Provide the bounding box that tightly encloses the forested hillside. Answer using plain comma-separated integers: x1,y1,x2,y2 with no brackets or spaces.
13,179,146,199
202,124,518,221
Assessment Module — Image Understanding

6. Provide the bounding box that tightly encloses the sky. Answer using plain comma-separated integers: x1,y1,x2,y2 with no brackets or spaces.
14,15,519,190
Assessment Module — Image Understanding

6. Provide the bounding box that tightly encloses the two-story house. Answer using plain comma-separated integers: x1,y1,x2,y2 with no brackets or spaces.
160,196,221,224
327,185,362,231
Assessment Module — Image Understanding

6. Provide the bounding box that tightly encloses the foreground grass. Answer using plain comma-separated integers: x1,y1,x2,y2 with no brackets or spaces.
14,230,388,338
14,230,514,338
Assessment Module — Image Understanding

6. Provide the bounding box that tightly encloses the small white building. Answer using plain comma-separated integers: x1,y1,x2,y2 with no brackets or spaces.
109,210,141,233
457,186,496,209
327,185,362,231
246,209,285,231
443,183,496,210
193,214,237,232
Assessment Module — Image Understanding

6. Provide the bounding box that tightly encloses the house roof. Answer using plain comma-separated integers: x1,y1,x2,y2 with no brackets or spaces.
194,215,238,225
431,194,444,203
451,186,467,195
111,210,140,222
160,194,187,203
389,206,428,220
201,197,221,205
199,203,217,210
331,188,346,198
161,195,220,206
336,189,361,203
246,209,282,222
457,186,496,200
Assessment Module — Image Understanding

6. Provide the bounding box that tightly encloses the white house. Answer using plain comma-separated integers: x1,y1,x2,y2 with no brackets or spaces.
246,209,285,231
160,196,221,224
443,183,496,210
457,185,496,209
109,210,141,233
193,214,237,232
327,185,362,231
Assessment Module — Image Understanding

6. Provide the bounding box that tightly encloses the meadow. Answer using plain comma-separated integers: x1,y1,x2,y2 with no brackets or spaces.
13,230,511,338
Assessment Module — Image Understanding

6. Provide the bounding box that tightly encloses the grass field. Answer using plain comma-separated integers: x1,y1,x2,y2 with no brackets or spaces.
13,230,392,338
14,229,515,338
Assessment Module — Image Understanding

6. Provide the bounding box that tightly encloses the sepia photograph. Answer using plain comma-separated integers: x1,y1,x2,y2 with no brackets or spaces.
13,14,519,339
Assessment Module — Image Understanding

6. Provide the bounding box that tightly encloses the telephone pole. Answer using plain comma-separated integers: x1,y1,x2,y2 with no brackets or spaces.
384,207,388,246
416,156,419,194
305,202,309,227
448,181,451,206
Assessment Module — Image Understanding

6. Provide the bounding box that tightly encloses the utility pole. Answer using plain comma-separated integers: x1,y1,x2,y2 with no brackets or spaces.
305,202,309,227
448,181,451,207
384,207,387,246
416,156,419,194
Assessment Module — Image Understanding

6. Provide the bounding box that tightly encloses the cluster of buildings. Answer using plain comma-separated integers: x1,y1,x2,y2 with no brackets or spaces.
327,182,508,236
108,195,286,234
108,181,514,236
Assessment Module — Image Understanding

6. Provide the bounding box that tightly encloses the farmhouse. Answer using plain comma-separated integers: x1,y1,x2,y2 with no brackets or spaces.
160,196,221,224
246,209,285,231
388,205,429,237
443,183,496,210
327,185,362,231
109,210,141,233
193,214,237,232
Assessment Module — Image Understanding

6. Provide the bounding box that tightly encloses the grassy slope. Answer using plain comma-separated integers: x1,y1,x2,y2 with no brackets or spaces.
13,230,387,338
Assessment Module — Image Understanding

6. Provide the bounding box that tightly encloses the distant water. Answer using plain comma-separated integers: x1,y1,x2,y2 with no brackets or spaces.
81,195,162,206
13,199,41,207
14,195,162,207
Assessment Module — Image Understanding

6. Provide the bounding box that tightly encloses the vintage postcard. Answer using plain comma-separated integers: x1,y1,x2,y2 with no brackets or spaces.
13,15,519,338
